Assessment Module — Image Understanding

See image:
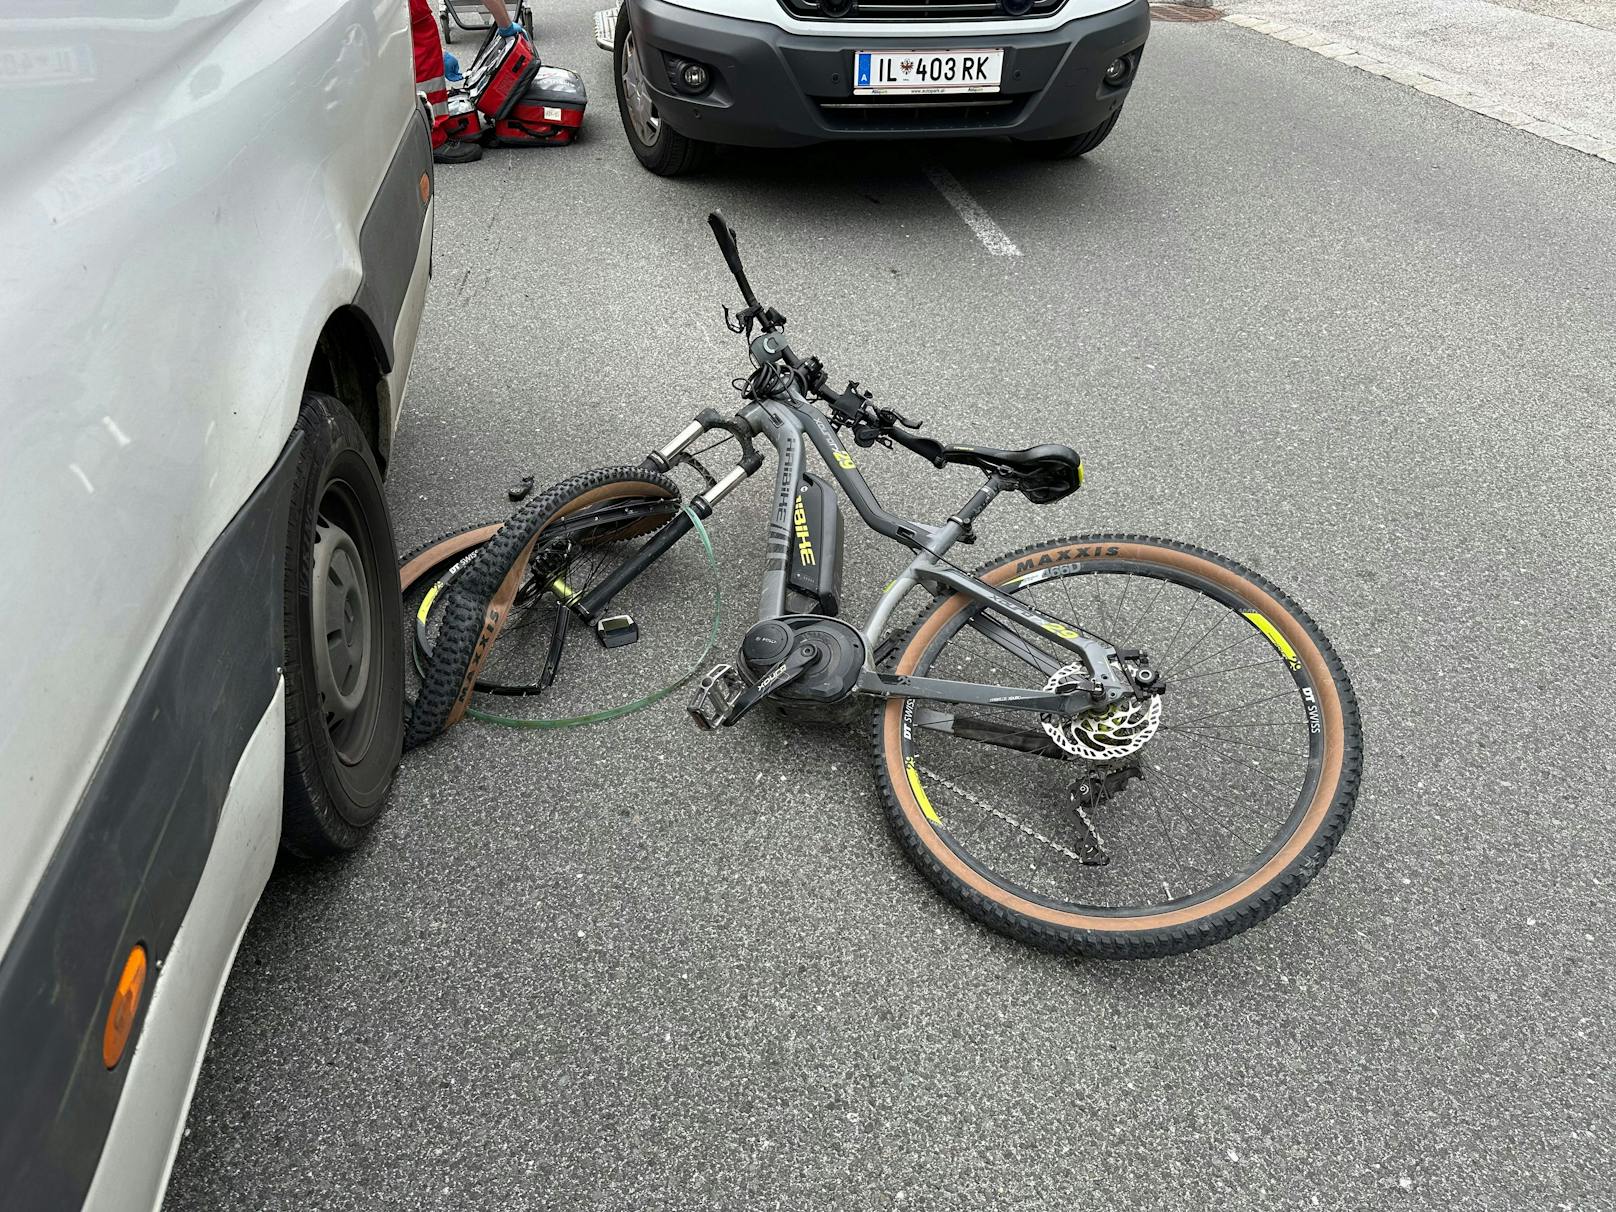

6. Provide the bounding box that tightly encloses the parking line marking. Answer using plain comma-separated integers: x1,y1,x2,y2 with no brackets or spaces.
923,167,1022,257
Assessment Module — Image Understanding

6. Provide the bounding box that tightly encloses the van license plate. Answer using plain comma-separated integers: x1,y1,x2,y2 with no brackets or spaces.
853,49,1003,96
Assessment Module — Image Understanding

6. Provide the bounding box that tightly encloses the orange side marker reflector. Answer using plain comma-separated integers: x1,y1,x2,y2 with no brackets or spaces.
418,172,431,205
102,944,148,1069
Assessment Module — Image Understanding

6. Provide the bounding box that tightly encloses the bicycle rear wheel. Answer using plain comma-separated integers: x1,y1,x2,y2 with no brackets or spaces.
874,533,1361,958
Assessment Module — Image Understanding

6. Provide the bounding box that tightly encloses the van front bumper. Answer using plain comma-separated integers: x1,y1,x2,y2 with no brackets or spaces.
624,0,1150,147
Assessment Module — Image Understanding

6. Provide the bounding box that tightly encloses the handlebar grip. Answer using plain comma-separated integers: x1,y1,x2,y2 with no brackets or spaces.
889,426,946,467
707,210,760,308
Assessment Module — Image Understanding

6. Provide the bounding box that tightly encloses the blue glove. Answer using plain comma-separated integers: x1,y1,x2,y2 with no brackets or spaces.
497,22,524,36
443,51,462,81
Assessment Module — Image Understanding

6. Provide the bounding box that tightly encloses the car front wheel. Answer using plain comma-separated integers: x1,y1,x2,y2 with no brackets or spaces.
614,17,713,176
280,391,404,856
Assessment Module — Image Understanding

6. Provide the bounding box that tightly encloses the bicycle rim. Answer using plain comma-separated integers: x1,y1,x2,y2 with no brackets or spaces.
878,534,1357,944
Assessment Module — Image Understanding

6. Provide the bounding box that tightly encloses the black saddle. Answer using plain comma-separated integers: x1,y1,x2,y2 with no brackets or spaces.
938,442,1084,504
877,418,1084,505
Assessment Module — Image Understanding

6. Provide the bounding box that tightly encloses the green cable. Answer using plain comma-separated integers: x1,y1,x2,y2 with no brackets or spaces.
414,503,722,731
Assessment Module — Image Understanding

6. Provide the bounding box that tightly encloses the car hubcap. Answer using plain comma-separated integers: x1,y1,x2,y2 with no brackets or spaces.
621,31,661,147
311,515,373,748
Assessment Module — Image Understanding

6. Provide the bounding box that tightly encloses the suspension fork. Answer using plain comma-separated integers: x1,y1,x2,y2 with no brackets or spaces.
572,408,765,621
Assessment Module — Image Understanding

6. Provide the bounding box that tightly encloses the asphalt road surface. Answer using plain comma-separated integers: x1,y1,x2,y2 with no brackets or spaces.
167,10,1615,1211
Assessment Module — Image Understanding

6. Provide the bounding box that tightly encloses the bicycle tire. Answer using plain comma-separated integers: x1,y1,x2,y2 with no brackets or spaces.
418,502,722,731
873,532,1362,959
403,466,680,750
409,492,681,696
399,520,506,591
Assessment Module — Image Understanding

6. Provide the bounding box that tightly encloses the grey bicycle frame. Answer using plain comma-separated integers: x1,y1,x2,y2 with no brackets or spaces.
660,369,1131,716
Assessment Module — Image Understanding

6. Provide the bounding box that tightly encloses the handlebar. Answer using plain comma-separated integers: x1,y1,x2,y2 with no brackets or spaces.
707,210,763,315
706,211,926,450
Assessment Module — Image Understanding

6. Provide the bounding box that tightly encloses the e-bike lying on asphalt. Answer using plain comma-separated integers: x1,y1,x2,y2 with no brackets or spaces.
404,213,1363,958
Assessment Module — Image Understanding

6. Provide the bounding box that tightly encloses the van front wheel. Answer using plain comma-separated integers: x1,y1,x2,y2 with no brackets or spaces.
614,19,713,176
280,392,404,856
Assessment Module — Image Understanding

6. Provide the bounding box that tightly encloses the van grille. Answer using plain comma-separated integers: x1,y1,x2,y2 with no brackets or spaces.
781,0,1063,20
812,94,1027,130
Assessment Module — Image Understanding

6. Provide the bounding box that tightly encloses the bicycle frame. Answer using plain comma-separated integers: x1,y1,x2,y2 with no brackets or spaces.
580,364,1133,717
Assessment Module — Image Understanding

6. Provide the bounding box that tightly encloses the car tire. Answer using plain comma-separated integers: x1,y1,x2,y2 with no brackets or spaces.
281,391,405,857
1014,109,1122,160
614,15,714,176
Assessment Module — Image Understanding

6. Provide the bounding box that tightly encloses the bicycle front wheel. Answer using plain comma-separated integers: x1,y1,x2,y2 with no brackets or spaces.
404,466,681,749
874,533,1362,958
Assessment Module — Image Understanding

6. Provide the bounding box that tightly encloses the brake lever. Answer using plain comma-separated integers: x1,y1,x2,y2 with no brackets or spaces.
725,303,764,337
852,422,892,449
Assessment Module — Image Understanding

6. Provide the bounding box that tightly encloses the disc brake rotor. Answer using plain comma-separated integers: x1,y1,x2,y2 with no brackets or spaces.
1041,660,1161,761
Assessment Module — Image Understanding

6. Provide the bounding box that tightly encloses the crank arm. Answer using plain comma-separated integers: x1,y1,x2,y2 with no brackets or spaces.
856,671,1095,716
724,644,816,723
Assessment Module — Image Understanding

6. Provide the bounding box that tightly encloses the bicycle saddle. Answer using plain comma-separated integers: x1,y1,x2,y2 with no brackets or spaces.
940,443,1084,504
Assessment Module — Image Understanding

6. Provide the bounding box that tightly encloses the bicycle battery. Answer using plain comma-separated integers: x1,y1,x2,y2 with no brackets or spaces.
786,473,843,616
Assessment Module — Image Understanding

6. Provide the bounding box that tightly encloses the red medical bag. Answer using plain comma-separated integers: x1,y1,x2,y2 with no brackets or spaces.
489,66,588,147
440,92,485,143
465,30,541,120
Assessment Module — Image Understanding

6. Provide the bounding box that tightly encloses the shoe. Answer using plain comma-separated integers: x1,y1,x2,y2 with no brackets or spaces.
433,140,483,165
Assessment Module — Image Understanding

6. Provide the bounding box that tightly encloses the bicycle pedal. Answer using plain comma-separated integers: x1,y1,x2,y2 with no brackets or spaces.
595,615,638,649
687,663,746,731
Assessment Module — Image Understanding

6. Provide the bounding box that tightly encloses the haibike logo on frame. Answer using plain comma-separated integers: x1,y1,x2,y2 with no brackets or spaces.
793,495,816,565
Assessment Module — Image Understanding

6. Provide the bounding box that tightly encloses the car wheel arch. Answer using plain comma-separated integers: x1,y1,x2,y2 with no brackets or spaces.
304,304,392,471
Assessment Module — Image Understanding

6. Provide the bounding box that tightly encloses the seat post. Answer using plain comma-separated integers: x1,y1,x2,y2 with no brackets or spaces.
928,473,1006,555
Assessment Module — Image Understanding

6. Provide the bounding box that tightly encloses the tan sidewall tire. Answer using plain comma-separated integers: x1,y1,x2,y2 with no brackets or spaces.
877,535,1359,954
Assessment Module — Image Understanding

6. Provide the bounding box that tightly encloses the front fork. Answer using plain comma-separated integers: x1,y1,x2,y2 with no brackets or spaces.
571,408,765,622
644,407,765,516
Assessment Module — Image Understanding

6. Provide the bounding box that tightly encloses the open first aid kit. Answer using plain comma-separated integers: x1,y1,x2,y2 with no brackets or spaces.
462,32,588,147
464,29,542,120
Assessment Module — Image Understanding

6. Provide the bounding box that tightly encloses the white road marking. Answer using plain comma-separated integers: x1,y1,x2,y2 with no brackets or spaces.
1222,12,1616,165
923,166,1022,257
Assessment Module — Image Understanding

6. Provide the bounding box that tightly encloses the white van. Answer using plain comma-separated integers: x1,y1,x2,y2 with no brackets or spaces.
608,0,1150,173
0,2,432,1207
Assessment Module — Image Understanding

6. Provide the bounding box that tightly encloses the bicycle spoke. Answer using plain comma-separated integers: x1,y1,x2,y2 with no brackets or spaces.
1117,575,1169,651
1170,653,1286,686
1171,630,1272,679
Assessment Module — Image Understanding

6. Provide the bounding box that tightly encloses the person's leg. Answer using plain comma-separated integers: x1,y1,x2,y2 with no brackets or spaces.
408,0,482,160
408,0,449,144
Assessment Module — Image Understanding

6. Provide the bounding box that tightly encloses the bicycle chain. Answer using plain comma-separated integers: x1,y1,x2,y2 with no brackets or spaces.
917,764,1110,865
